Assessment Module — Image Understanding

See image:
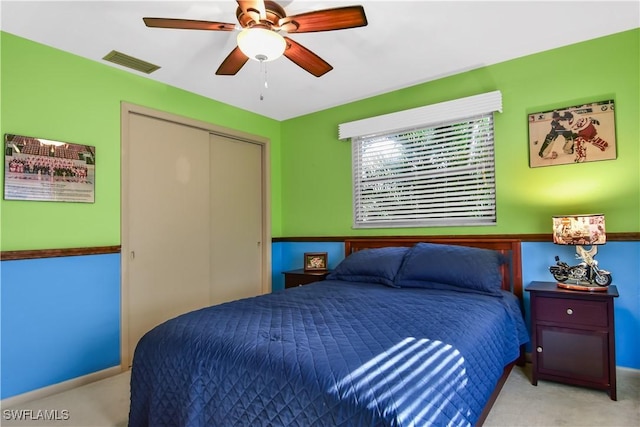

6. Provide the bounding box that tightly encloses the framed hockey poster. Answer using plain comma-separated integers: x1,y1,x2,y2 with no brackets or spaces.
528,99,616,168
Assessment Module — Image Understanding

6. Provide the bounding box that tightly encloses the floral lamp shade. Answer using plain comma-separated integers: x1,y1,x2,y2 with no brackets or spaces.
552,214,606,246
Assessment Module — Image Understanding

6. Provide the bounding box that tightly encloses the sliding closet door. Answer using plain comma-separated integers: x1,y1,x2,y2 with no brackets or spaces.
126,113,211,366
122,104,270,368
209,134,263,305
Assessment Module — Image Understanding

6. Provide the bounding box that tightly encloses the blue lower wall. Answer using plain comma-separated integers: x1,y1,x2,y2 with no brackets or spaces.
1,254,121,399
1,240,638,400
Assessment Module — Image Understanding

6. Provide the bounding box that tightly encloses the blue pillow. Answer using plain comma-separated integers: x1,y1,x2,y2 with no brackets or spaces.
394,243,506,296
326,246,409,287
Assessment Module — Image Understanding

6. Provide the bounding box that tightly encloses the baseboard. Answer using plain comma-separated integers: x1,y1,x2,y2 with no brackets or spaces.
0,366,123,408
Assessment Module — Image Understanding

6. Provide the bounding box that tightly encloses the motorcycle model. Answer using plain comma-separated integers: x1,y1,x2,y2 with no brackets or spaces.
549,246,612,287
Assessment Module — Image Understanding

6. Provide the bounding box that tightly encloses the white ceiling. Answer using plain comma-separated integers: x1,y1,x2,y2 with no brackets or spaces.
1,1,638,121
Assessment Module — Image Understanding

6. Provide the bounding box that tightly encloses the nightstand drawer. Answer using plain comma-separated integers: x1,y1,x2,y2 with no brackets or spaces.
283,269,331,289
535,296,608,327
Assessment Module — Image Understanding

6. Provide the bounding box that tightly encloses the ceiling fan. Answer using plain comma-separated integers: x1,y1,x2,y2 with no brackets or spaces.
143,0,368,77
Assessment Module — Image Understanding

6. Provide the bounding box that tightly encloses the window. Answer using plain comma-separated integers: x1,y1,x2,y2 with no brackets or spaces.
339,91,502,228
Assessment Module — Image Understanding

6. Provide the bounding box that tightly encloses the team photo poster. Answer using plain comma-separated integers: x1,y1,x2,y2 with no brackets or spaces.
4,134,95,203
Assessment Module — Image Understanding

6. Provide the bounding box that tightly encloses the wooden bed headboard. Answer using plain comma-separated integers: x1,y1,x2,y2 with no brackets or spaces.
344,237,523,299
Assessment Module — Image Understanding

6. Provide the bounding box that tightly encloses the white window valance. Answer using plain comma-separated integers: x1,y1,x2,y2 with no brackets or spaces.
339,90,502,140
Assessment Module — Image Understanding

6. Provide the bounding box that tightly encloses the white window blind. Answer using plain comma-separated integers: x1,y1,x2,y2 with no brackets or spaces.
350,99,501,228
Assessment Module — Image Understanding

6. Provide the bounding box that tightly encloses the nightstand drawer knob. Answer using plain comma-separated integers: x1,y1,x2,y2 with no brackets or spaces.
566,308,574,315
536,346,543,353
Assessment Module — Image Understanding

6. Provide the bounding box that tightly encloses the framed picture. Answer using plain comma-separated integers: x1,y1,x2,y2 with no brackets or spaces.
4,134,95,202
528,99,616,167
304,252,328,271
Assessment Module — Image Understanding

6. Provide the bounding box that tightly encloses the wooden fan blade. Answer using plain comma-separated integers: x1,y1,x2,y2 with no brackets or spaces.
216,47,249,75
143,17,236,31
280,6,367,33
236,0,267,23
283,37,332,77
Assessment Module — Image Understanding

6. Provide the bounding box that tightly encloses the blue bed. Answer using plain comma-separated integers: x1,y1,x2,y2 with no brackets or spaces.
129,239,528,427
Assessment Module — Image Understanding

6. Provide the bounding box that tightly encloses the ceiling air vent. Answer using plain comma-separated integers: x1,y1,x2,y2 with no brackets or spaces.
102,50,160,74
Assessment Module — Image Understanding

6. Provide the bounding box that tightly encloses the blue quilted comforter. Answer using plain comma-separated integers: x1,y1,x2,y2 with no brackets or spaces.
129,280,528,427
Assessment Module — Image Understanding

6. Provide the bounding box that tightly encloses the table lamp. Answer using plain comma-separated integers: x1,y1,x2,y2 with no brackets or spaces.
550,214,612,290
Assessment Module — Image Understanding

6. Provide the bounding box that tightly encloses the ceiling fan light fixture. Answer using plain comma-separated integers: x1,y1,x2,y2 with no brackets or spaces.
237,27,286,62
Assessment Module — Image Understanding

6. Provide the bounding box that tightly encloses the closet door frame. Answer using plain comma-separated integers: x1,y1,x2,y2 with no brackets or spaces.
120,102,271,369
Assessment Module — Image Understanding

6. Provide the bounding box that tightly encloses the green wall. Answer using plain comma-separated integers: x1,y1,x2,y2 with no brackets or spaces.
0,32,282,251
2,29,639,247
280,29,639,236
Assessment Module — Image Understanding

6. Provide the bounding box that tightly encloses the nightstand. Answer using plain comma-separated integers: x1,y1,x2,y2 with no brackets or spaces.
283,269,331,289
526,281,619,400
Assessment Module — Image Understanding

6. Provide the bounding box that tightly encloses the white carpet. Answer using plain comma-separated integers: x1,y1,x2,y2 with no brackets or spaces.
2,364,638,426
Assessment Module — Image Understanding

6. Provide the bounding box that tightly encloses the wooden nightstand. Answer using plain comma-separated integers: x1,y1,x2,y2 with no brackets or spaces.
283,269,331,289
526,281,619,400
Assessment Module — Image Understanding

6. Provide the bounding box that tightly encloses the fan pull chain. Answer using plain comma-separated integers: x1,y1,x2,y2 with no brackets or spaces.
259,60,268,101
